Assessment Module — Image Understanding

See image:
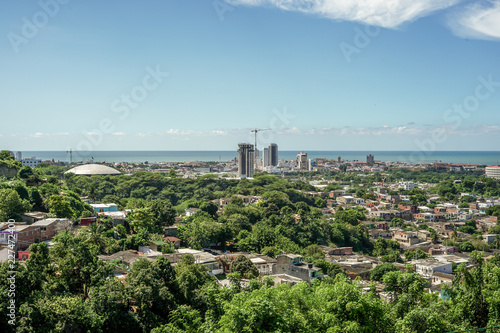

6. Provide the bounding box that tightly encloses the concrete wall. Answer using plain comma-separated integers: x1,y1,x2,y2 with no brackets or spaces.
0,166,17,178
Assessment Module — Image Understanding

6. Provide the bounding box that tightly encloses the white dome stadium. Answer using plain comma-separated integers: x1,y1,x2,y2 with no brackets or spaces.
65,164,121,176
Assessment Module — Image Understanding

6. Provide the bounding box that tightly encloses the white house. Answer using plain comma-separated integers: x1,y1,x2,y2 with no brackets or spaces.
412,259,453,278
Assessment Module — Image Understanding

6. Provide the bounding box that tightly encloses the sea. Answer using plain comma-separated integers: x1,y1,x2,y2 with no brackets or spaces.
17,151,500,166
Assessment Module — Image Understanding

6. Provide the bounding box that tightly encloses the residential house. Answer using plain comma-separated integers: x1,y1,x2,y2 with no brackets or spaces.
399,204,417,213
369,229,392,239
164,225,178,237
394,231,420,247
271,254,319,283
369,210,399,221
243,254,277,276
483,234,498,243
0,218,67,250
100,211,129,225
362,221,389,230
21,211,47,224
337,196,355,204
329,190,346,199
340,266,370,280
399,210,414,221
163,236,181,248
412,258,453,278
431,272,455,286
185,208,199,216
90,203,118,213
80,216,97,226
414,213,436,222
177,248,223,275
322,247,354,255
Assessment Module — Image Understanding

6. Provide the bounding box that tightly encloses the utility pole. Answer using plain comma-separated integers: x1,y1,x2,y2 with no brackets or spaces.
250,128,271,171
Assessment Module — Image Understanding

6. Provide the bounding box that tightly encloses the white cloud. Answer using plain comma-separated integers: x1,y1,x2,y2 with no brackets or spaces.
224,0,461,28
447,0,500,40
112,132,126,136
210,130,228,136
28,132,69,138
164,129,198,136
269,124,500,136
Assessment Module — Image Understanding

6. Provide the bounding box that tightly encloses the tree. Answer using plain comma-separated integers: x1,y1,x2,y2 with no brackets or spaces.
24,242,52,292
410,193,427,205
390,217,405,227
46,195,75,219
459,241,475,252
314,197,326,208
334,209,365,226
0,188,30,219
493,235,500,250
381,250,404,263
49,231,113,297
457,226,476,234
0,150,14,160
448,251,489,329
147,199,176,231
17,295,100,332
174,254,215,303
430,229,439,243
404,249,429,261
151,305,203,333
89,278,141,333
126,257,177,329
230,255,259,279
460,195,477,204
18,165,34,179
394,305,454,333
312,259,344,278
79,223,107,253
200,201,218,218
370,263,399,281
383,268,427,318
127,208,155,233
225,213,251,236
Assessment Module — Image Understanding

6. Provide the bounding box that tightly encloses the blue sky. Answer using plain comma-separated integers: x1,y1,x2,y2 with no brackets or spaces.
1,0,500,152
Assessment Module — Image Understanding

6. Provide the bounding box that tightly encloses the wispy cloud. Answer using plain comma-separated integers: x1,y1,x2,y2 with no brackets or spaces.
28,132,69,138
112,132,126,136
273,124,500,136
157,129,229,136
224,0,461,28
447,0,500,40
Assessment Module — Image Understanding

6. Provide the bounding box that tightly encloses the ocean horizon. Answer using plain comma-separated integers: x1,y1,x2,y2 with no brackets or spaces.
15,150,500,166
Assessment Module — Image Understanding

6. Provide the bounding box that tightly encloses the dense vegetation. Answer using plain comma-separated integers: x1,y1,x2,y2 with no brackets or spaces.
3,235,500,332
2,149,500,332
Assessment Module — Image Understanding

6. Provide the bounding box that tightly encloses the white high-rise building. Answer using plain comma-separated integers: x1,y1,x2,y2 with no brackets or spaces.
22,157,41,168
486,166,500,180
263,148,270,168
308,159,317,171
297,152,308,171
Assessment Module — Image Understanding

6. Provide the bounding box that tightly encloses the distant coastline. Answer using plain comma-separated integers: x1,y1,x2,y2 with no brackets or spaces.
15,150,500,165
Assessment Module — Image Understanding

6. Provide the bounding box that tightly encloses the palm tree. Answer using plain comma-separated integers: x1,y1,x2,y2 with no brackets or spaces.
430,231,438,244
80,222,106,252
493,235,500,250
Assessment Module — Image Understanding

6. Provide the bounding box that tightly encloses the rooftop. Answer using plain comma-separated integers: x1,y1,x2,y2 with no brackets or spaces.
65,164,121,176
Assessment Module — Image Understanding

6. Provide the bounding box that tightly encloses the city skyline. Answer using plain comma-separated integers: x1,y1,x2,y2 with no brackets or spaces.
1,1,500,151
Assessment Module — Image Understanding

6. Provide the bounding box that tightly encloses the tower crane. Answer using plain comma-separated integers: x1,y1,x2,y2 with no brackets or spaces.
66,149,73,165
250,128,271,170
